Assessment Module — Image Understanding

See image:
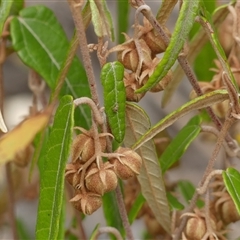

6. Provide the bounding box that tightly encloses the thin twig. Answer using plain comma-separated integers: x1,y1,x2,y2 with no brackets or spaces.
67,0,99,105
115,184,134,240
94,226,124,240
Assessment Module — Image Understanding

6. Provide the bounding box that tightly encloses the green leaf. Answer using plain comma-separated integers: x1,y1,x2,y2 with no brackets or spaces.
124,102,171,233
35,95,74,240
17,219,32,240
166,192,184,211
101,62,126,143
223,168,240,215
162,2,232,107
102,191,124,238
89,0,114,41
156,0,178,25
136,0,200,93
0,0,13,35
178,180,204,208
9,0,24,15
199,4,238,89
89,224,100,240
117,0,129,43
194,42,216,81
128,193,145,224
160,115,202,173
10,5,91,129
133,89,229,151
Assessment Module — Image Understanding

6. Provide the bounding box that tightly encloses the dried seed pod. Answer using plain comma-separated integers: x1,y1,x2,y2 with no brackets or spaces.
71,133,94,163
141,26,171,55
109,147,142,180
70,190,102,215
219,197,240,224
65,162,82,188
124,71,145,102
184,216,206,240
71,132,106,163
117,38,152,72
85,162,118,195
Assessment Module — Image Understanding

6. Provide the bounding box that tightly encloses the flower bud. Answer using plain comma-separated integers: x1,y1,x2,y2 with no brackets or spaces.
109,147,142,180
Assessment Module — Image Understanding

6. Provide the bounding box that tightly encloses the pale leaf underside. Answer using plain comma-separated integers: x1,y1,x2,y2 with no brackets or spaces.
124,102,171,233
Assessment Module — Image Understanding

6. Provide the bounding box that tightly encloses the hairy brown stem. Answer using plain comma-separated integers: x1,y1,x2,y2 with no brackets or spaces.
115,185,134,240
67,0,99,105
6,164,18,240
94,226,124,240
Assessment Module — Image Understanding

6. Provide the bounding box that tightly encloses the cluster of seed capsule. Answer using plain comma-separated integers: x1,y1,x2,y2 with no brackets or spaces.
65,127,142,215
110,17,173,102
182,176,240,240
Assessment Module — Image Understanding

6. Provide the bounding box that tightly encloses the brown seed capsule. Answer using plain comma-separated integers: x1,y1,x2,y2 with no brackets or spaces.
185,216,206,240
70,190,102,215
109,147,142,180
220,197,240,224
141,26,171,55
85,162,118,195
124,72,145,102
117,38,152,72
71,133,106,163
65,162,82,188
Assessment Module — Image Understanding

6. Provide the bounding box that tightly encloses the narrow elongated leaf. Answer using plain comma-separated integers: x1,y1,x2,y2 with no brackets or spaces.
0,0,12,35
102,191,124,237
160,115,202,173
136,0,200,93
117,0,129,43
178,180,204,208
124,102,171,233
162,2,232,107
199,5,237,88
166,192,184,211
89,224,100,240
101,62,126,143
9,0,24,16
89,0,114,41
133,89,229,150
10,6,91,129
128,193,145,224
223,168,240,214
0,107,51,165
156,0,178,25
35,95,74,240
